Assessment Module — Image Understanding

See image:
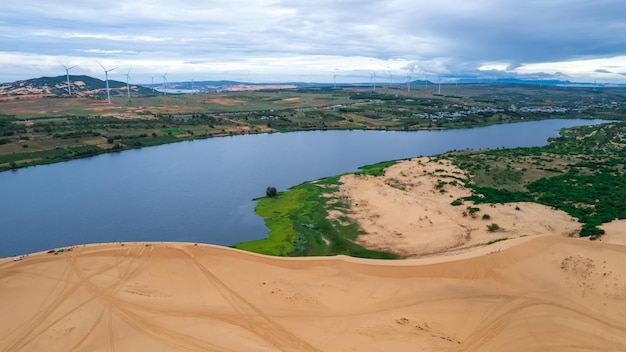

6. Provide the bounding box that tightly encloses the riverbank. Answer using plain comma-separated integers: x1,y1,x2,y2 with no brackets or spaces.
2,234,626,351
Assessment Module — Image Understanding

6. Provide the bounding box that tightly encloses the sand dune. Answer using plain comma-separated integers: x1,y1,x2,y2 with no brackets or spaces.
1,236,625,352
2,156,626,351
332,157,581,258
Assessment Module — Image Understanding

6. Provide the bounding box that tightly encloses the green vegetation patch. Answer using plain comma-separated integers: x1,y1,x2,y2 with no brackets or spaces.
233,175,398,258
356,160,399,176
161,127,182,134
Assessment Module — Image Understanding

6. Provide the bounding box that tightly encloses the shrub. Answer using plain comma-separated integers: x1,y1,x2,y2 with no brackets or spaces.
579,223,605,238
467,206,480,218
486,223,500,232
266,186,278,197
482,213,491,220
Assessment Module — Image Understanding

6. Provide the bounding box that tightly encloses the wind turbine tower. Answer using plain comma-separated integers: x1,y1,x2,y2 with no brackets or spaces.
388,71,393,88
62,64,78,96
123,67,133,100
333,72,337,89
161,71,169,96
406,74,411,92
370,71,377,91
438,75,442,95
99,63,117,104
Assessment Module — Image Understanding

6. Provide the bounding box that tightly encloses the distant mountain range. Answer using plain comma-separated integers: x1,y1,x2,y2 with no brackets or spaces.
0,75,153,98
1,75,624,99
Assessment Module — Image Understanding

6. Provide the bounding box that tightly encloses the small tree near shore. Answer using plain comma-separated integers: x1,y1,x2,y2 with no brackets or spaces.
266,186,277,197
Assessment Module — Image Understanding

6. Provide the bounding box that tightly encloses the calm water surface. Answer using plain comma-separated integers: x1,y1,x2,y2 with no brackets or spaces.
0,119,607,256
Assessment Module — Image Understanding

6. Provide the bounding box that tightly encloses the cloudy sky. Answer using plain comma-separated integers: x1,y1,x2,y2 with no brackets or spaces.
1,0,626,84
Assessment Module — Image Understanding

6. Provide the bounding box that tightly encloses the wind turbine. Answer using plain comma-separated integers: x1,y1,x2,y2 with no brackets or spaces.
388,70,393,88
161,71,169,96
61,64,78,96
123,67,133,100
369,71,377,91
437,75,442,95
406,74,411,92
151,76,157,94
99,63,117,104
333,72,337,89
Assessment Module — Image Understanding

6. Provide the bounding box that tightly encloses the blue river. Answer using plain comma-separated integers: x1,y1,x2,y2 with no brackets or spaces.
0,119,608,257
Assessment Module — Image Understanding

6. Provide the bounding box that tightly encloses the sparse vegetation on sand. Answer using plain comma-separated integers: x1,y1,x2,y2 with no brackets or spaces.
448,122,626,239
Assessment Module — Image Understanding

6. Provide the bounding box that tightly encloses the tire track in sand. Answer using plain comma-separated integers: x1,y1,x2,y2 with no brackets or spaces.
460,297,626,351
1,256,81,351
176,246,320,352
4,245,149,351
72,245,235,351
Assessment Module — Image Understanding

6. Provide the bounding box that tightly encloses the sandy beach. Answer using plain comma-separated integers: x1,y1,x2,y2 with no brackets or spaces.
2,157,626,351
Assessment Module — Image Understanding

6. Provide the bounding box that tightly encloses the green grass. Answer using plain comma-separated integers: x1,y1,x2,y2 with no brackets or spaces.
233,186,308,256
233,175,398,258
356,160,399,176
161,128,182,134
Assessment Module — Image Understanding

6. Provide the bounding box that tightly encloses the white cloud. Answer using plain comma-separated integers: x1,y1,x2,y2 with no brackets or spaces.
516,56,626,83
1,0,625,84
